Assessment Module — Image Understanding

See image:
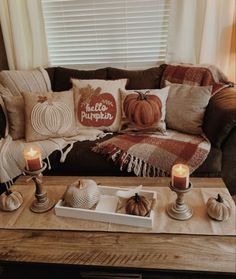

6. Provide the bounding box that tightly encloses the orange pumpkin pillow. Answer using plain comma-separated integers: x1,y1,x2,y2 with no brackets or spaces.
72,79,127,132
22,90,76,142
120,87,169,134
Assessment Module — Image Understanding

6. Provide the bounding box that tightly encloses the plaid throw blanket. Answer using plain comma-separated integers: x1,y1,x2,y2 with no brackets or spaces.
93,130,211,177
160,64,233,94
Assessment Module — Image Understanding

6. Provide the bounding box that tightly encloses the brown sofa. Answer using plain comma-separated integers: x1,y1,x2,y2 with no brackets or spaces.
42,65,236,196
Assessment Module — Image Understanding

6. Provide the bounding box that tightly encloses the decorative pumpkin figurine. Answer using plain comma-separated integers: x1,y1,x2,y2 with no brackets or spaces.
206,194,232,221
0,188,23,212
63,179,100,209
125,193,151,216
123,91,162,127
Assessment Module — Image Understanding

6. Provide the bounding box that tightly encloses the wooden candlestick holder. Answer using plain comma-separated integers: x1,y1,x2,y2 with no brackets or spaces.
166,182,193,220
24,162,55,213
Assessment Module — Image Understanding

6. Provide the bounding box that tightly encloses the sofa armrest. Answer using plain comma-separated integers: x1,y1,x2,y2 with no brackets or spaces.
203,87,236,148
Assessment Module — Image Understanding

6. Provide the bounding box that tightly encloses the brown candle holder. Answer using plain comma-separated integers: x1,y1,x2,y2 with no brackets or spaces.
24,162,55,213
166,182,193,220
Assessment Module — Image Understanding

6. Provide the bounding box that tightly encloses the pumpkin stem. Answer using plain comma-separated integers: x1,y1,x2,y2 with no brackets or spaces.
135,91,150,101
216,194,224,203
134,193,140,202
6,188,12,196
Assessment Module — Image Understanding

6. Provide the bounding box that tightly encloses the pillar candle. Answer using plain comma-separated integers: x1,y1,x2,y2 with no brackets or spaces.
171,164,189,189
24,146,42,171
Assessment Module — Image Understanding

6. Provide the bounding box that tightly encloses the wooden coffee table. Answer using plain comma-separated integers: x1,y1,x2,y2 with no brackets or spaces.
0,176,235,279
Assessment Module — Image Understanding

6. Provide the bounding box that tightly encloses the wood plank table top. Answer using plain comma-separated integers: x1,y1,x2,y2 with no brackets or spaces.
0,176,235,275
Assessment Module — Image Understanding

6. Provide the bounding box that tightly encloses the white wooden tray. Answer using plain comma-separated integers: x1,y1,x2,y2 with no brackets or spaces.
54,185,157,228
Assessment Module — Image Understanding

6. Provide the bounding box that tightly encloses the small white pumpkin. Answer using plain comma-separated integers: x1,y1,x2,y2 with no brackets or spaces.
0,189,23,212
63,179,100,209
206,194,232,221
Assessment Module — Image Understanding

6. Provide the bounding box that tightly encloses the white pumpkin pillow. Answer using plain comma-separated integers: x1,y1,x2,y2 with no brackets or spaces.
22,90,76,142
120,87,169,134
72,79,127,132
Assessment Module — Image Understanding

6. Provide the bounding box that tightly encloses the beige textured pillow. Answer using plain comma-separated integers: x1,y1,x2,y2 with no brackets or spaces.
22,90,76,142
2,94,24,139
165,81,212,135
120,87,169,134
0,95,8,138
0,67,51,96
72,79,127,132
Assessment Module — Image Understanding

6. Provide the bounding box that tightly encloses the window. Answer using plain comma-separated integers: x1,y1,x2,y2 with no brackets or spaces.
42,0,170,69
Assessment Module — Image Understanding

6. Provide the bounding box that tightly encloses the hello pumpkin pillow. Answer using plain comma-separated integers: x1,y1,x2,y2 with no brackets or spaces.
120,87,169,134
22,90,76,142
72,79,127,132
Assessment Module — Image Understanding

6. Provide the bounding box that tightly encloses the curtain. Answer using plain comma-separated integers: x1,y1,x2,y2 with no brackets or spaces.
167,0,236,82
0,0,48,70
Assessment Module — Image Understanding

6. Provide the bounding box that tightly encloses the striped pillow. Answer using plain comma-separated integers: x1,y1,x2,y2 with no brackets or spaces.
0,67,51,96
0,96,7,139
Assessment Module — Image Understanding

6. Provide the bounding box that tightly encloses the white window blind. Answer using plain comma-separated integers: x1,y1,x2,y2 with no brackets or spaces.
41,0,170,69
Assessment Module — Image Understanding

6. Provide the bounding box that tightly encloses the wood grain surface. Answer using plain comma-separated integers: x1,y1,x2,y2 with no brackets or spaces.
0,176,235,274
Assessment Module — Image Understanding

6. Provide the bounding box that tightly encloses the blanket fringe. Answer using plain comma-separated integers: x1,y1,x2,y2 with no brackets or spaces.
92,144,169,177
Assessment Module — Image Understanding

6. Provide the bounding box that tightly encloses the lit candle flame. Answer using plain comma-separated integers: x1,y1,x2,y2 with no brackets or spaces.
27,147,38,157
176,164,185,175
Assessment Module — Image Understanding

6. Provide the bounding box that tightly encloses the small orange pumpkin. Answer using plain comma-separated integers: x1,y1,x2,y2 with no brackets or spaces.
125,193,151,216
123,91,162,127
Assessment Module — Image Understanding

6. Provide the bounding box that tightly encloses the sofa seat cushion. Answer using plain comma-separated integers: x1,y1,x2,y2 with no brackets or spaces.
44,134,132,176
92,130,211,176
192,145,222,176
44,133,221,178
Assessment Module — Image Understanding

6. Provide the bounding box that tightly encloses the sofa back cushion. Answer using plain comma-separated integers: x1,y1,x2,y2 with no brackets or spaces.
51,67,108,92
107,64,167,90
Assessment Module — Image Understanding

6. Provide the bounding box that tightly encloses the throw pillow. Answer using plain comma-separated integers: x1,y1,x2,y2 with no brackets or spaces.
22,90,76,142
0,66,51,96
0,96,7,139
107,65,167,90
165,81,212,135
72,79,127,132
1,94,24,140
119,87,169,134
